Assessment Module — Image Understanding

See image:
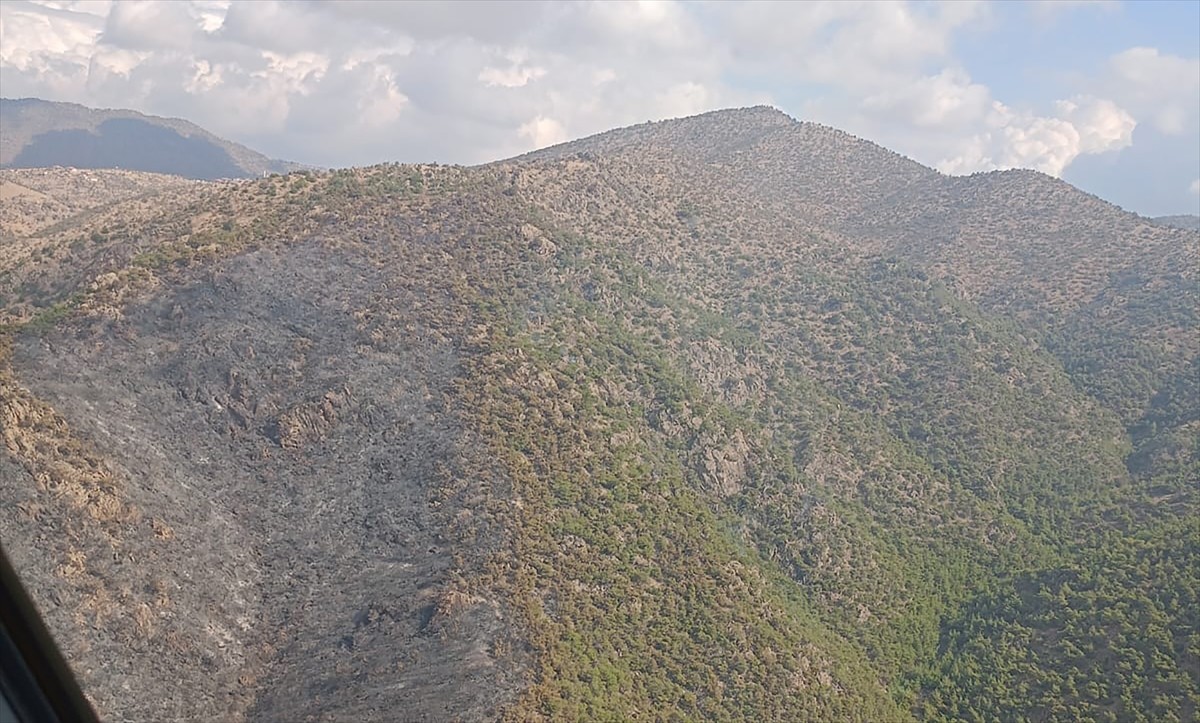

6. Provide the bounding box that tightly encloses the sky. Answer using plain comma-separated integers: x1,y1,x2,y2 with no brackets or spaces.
1,0,1198,216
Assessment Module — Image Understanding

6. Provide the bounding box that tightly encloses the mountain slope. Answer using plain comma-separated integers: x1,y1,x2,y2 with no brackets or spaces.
0,98,303,180
1,108,1196,722
1153,214,1200,231
506,110,1198,719
0,167,198,240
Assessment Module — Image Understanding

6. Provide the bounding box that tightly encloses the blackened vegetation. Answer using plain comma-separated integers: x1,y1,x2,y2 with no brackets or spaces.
1,109,1197,722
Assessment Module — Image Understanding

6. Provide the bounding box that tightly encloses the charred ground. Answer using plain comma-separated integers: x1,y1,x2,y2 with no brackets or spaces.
1,107,1197,722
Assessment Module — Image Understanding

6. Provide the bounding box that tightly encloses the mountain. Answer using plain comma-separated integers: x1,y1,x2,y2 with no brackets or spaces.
1,106,1196,722
1,167,199,239
1153,214,1200,231
0,98,304,180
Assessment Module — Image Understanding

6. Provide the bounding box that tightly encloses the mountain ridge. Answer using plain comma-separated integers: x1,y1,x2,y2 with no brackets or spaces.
0,97,305,180
0,106,1196,722
1153,214,1200,231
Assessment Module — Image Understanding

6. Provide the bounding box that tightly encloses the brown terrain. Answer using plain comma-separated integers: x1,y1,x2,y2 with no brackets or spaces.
0,107,1196,722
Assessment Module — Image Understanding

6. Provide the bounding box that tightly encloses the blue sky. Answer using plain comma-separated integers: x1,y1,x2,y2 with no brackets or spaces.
2,0,1198,215
956,1,1199,215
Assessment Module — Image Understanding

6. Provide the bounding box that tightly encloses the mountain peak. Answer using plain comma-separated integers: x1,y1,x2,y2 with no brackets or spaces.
508,105,797,163
0,97,303,179
679,104,796,125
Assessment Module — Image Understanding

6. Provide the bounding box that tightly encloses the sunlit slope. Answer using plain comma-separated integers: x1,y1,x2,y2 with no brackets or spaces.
1,108,1196,721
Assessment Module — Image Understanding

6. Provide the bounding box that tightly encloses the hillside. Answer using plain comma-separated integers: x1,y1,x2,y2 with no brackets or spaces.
0,167,198,239
1153,214,1200,231
0,98,304,180
1,107,1196,722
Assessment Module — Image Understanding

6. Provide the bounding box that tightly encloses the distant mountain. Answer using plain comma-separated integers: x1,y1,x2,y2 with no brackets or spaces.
1,106,1197,723
1153,214,1200,231
0,98,304,180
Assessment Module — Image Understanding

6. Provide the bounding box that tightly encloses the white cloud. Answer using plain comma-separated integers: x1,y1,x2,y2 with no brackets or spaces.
311,0,550,46
719,1,988,93
857,62,1135,178
184,58,221,94
27,1,112,13
655,81,719,119
1190,179,1200,196
478,50,547,88
101,0,201,51
259,51,330,96
519,115,568,149
1104,47,1200,135
356,64,408,128
188,0,228,34
0,0,983,164
579,0,696,51
88,45,150,80
1055,96,1136,154
0,0,1182,205
861,68,991,128
0,0,103,92
592,68,616,85
935,95,1134,177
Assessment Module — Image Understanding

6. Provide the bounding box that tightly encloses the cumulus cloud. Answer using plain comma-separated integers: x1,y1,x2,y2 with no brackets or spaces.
478,50,547,89
1,0,748,164
861,68,991,128
0,0,1177,191
1103,47,1200,135
990,97,1134,176
519,115,568,149
1055,97,1137,154
100,1,200,51
0,0,103,95
718,0,987,92
1191,179,1200,196
860,65,1134,177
